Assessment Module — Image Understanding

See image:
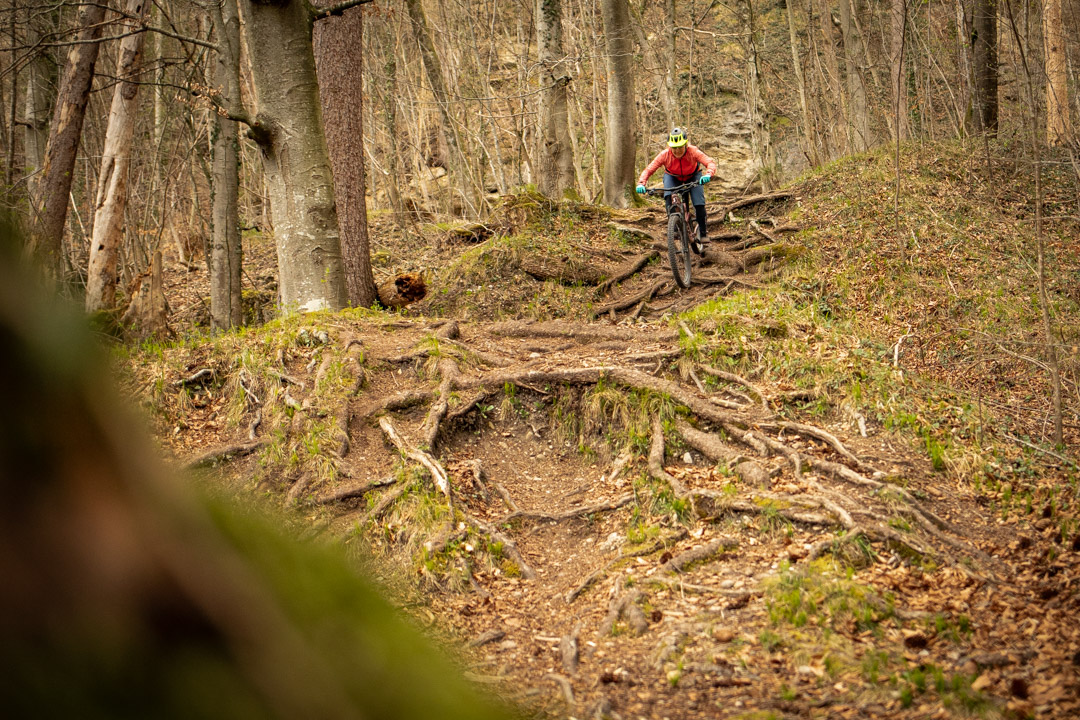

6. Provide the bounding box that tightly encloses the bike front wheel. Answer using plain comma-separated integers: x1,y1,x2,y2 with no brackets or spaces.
667,213,692,289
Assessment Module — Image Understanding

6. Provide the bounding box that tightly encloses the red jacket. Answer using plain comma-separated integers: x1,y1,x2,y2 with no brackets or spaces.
638,145,717,185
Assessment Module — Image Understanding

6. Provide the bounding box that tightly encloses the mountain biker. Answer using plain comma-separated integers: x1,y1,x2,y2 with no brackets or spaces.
635,128,716,244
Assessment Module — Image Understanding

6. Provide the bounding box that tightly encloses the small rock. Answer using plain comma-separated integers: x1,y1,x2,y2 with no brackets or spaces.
788,546,808,561
682,452,693,464
720,579,735,589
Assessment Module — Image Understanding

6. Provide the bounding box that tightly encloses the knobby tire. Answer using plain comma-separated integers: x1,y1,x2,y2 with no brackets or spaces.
667,212,692,289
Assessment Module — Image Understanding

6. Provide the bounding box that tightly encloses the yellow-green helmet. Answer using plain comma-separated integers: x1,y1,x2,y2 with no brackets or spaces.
667,127,688,148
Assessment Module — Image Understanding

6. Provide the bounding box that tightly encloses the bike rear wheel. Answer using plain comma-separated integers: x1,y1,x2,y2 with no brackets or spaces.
667,212,692,288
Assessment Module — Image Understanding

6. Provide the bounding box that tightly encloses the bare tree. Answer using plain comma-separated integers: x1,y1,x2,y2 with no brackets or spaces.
889,0,909,141
29,1,108,280
840,0,873,150
403,0,476,212
1042,0,1071,145
21,12,54,198
972,0,998,134
209,0,243,329
787,0,818,165
86,0,150,314
600,0,636,207
233,0,375,313
537,0,576,198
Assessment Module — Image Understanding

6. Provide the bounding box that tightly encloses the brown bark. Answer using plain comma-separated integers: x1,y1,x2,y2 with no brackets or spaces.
314,4,379,306
1043,0,1071,145
839,0,873,150
537,0,576,198
889,0,909,142
971,0,997,134
600,0,636,208
210,0,243,330
29,2,108,280
241,0,348,313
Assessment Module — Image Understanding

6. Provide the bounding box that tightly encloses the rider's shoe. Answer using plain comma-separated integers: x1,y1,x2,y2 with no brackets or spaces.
692,231,706,255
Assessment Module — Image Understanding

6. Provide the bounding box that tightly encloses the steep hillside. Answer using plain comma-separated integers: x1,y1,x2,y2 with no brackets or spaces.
127,139,1080,719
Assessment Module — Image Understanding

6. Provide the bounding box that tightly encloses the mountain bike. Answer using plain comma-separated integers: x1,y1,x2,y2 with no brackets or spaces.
644,181,704,289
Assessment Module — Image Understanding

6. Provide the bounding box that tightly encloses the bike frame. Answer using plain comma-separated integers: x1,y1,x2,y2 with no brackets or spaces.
645,180,700,238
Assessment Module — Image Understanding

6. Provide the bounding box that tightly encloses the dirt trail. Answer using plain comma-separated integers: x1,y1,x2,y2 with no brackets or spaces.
282,308,1078,719
152,197,1079,719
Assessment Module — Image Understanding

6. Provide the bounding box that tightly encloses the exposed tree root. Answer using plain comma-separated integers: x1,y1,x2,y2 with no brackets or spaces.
603,589,648,636
597,251,659,293
649,415,687,497
592,278,669,318
560,628,580,673
565,528,688,604
184,439,268,470
519,255,606,286
463,514,536,580
661,537,739,573
358,389,433,419
467,459,491,502
313,476,396,505
546,673,575,705
379,416,451,498
718,190,793,215
419,357,460,451
491,321,678,344
500,493,634,524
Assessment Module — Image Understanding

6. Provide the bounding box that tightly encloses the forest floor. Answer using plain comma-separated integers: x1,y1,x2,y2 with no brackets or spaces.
122,140,1080,719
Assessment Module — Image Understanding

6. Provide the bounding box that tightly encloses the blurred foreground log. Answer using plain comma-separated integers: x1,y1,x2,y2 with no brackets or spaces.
0,217,508,720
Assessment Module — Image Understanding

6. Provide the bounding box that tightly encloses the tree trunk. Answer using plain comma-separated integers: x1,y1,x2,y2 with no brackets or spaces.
537,0,576,198
313,4,379,307
971,0,997,134
1043,0,1071,145
210,0,243,330
736,0,770,185
29,1,108,280
663,0,677,126
889,0,909,142
787,0,818,165
839,0,873,150
817,0,848,155
628,0,674,130
21,16,53,199
600,0,636,208
241,0,347,313
403,0,475,212
85,0,149,314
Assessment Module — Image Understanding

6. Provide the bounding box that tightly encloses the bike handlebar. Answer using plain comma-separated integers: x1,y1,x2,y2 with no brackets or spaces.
642,181,699,197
